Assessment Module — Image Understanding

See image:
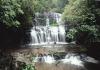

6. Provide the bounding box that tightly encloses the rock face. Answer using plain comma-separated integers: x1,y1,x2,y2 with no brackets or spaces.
0,49,35,70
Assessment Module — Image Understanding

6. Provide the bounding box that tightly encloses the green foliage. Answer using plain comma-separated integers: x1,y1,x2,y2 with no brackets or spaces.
63,0,100,44
51,0,68,13
0,0,67,27
66,28,78,41
34,0,68,13
21,64,36,70
78,25,97,33
62,0,96,24
33,0,52,12
50,20,58,26
66,25,99,43
0,0,35,27
78,25,99,43
18,0,35,27
20,54,36,70
0,0,23,27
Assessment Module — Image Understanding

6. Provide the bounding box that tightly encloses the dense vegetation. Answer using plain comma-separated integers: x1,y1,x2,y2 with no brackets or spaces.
0,0,36,47
0,0,100,70
0,0,100,46
0,0,35,27
34,0,68,13
0,0,68,27
62,0,100,45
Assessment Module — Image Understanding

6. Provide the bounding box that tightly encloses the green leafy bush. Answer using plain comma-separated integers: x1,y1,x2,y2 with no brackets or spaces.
0,0,35,27
63,0,100,44
21,64,36,70
62,0,95,24
50,20,58,26
66,28,77,42
0,0,23,27
77,25,99,43
78,25,98,34
66,25,99,43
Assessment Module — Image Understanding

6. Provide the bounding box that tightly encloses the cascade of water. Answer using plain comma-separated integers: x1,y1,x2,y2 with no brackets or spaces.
46,17,51,43
30,12,66,45
61,53,83,66
43,55,55,63
46,17,50,27
34,55,55,64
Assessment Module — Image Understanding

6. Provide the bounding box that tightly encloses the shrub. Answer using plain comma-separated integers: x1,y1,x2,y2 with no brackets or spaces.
21,64,36,70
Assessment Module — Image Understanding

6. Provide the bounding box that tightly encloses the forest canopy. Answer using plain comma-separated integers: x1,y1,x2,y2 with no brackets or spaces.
0,0,68,27
0,0,35,27
62,0,100,44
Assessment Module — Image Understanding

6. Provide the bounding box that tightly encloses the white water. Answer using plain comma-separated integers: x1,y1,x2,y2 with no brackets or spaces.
30,13,66,45
61,53,83,66
34,55,55,64
33,53,99,67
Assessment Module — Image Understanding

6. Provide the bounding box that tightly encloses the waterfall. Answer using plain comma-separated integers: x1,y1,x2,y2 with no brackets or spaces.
34,55,55,64
61,53,83,66
30,12,66,45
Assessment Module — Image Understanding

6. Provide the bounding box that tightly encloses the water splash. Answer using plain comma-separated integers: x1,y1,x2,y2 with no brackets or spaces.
33,55,55,64
43,55,55,64
61,53,84,66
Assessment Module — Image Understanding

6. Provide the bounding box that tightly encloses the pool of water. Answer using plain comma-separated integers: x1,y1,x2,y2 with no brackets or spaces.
35,62,85,70
20,44,100,70
33,53,100,70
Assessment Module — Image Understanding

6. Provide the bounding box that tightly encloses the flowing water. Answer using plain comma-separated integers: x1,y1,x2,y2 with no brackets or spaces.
30,12,66,45
33,53,99,70
28,12,100,70
30,26,66,45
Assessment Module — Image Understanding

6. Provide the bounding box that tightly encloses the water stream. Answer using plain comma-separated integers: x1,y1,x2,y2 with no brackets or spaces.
33,53,99,70
30,12,66,45
28,12,100,70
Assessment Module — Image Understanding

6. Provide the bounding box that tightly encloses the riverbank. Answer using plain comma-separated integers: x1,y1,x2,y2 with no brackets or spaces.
0,44,100,70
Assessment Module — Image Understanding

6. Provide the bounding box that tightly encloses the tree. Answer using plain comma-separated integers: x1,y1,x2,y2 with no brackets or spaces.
0,0,23,27
17,0,35,27
63,0,99,44
0,0,36,47
33,0,68,13
62,0,96,25
0,0,35,27
51,0,68,13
